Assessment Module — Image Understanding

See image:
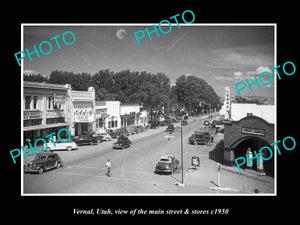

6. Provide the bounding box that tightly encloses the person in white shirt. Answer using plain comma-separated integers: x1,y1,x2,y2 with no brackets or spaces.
105,159,111,177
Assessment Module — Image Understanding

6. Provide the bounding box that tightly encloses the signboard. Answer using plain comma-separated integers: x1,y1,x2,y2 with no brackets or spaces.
24,110,42,120
191,156,200,167
241,127,264,136
54,94,65,105
74,109,94,122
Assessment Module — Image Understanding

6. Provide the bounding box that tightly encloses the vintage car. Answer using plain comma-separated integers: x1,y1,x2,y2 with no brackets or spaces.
181,119,188,125
24,152,63,174
108,128,130,138
155,156,179,174
188,131,212,145
72,134,98,145
166,124,175,133
112,135,132,149
45,139,78,151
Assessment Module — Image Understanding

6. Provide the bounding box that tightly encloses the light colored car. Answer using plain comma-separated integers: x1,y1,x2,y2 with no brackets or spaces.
94,129,113,141
44,139,78,151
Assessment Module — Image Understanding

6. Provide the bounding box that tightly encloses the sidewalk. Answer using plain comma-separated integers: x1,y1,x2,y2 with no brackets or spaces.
182,133,275,194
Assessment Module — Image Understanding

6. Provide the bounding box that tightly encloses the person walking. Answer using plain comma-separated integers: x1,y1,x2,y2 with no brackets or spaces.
105,159,111,177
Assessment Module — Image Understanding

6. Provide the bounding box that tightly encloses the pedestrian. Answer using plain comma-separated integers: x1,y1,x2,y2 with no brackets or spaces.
105,159,111,177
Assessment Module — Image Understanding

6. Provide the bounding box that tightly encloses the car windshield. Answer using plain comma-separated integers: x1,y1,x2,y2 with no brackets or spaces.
35,155,47,160
160,158,170,162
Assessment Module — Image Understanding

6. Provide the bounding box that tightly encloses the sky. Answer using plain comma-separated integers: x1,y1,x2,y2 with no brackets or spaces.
22,24,275,99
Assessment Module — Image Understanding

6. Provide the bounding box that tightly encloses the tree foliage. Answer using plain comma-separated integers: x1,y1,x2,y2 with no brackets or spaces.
24,70,220,115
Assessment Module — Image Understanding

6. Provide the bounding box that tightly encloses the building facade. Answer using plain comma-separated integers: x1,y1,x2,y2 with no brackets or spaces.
223,104,275,176
67,86,96,136
95,101,121,131
120,103,140,127
23,81,70,144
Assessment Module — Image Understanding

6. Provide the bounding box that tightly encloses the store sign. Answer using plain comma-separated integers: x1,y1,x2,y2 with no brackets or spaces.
74,109,94,122
54,94,65,105
24,110,42,120
241,127,264,136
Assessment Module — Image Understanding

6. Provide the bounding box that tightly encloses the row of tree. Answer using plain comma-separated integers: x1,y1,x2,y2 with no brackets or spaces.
24,69,221,116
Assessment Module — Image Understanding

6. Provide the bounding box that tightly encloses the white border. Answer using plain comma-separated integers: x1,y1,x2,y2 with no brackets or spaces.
21,23,277,196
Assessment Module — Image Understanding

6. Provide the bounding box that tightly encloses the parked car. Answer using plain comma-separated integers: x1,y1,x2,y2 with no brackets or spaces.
149,121,159,129
211,120,224,131
136,125,147,132
188,131,212,145
203,120,210,126
24,152,63,174
181,119,188,125
108,128,130,138
72,134,98,145
155,156,179,174
126,126,138,135
166,124,175,133
45,139,78,151
112,135,132,149
94,130,113,141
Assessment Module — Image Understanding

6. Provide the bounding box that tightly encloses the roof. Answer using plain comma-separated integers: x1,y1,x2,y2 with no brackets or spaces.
24,81,68,91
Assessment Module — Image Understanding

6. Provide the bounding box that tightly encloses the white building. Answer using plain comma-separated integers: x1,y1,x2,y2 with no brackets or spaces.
120,103,140,127
95,101,121,130
67,86,96,136
230,103,275,124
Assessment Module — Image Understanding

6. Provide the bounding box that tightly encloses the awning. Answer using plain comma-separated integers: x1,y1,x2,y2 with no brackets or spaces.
23,123,69,132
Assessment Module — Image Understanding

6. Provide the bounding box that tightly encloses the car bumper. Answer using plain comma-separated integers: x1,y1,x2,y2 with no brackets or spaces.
155,168,172,173
24,166,39,173
113,145,123,149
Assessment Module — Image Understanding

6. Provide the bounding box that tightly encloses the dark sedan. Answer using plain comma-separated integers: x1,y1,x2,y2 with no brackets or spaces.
24,152,63,174
155,156,179,174
72,134,98,145
113,135,132,149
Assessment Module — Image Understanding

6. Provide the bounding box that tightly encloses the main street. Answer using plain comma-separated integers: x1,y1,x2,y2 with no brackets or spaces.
23,114,274,194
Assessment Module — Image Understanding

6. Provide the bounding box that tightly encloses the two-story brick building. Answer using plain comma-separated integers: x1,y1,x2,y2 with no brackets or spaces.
23,81,70,144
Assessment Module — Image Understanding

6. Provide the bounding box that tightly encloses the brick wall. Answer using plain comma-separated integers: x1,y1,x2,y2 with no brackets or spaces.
224,116,274,149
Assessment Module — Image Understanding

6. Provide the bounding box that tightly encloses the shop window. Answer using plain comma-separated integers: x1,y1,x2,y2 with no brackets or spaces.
46,117,65,124
48,96,54,110
25,96,31,110
33,96,38,109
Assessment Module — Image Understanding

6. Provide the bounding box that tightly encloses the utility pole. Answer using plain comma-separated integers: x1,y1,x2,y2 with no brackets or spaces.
181,119,184,184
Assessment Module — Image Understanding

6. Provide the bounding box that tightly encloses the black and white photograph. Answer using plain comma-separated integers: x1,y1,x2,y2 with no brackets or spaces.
21,24,276,195
4,5,298,221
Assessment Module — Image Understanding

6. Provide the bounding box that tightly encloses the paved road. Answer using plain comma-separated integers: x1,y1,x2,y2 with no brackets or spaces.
23,113,274,194
23,115,214,194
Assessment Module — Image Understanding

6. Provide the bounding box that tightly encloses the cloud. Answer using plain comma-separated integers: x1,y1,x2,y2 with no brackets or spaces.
246,66,272,76
234,71,243,77
116,29,126,40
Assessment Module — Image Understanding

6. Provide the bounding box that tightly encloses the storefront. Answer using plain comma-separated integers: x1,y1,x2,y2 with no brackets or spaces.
73,102,94,135
23,81,70,145
223,104,275,176
68,87,96,136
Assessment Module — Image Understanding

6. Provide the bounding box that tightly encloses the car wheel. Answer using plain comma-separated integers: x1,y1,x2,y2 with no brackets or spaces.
67,146,72,151
37,167,44,174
